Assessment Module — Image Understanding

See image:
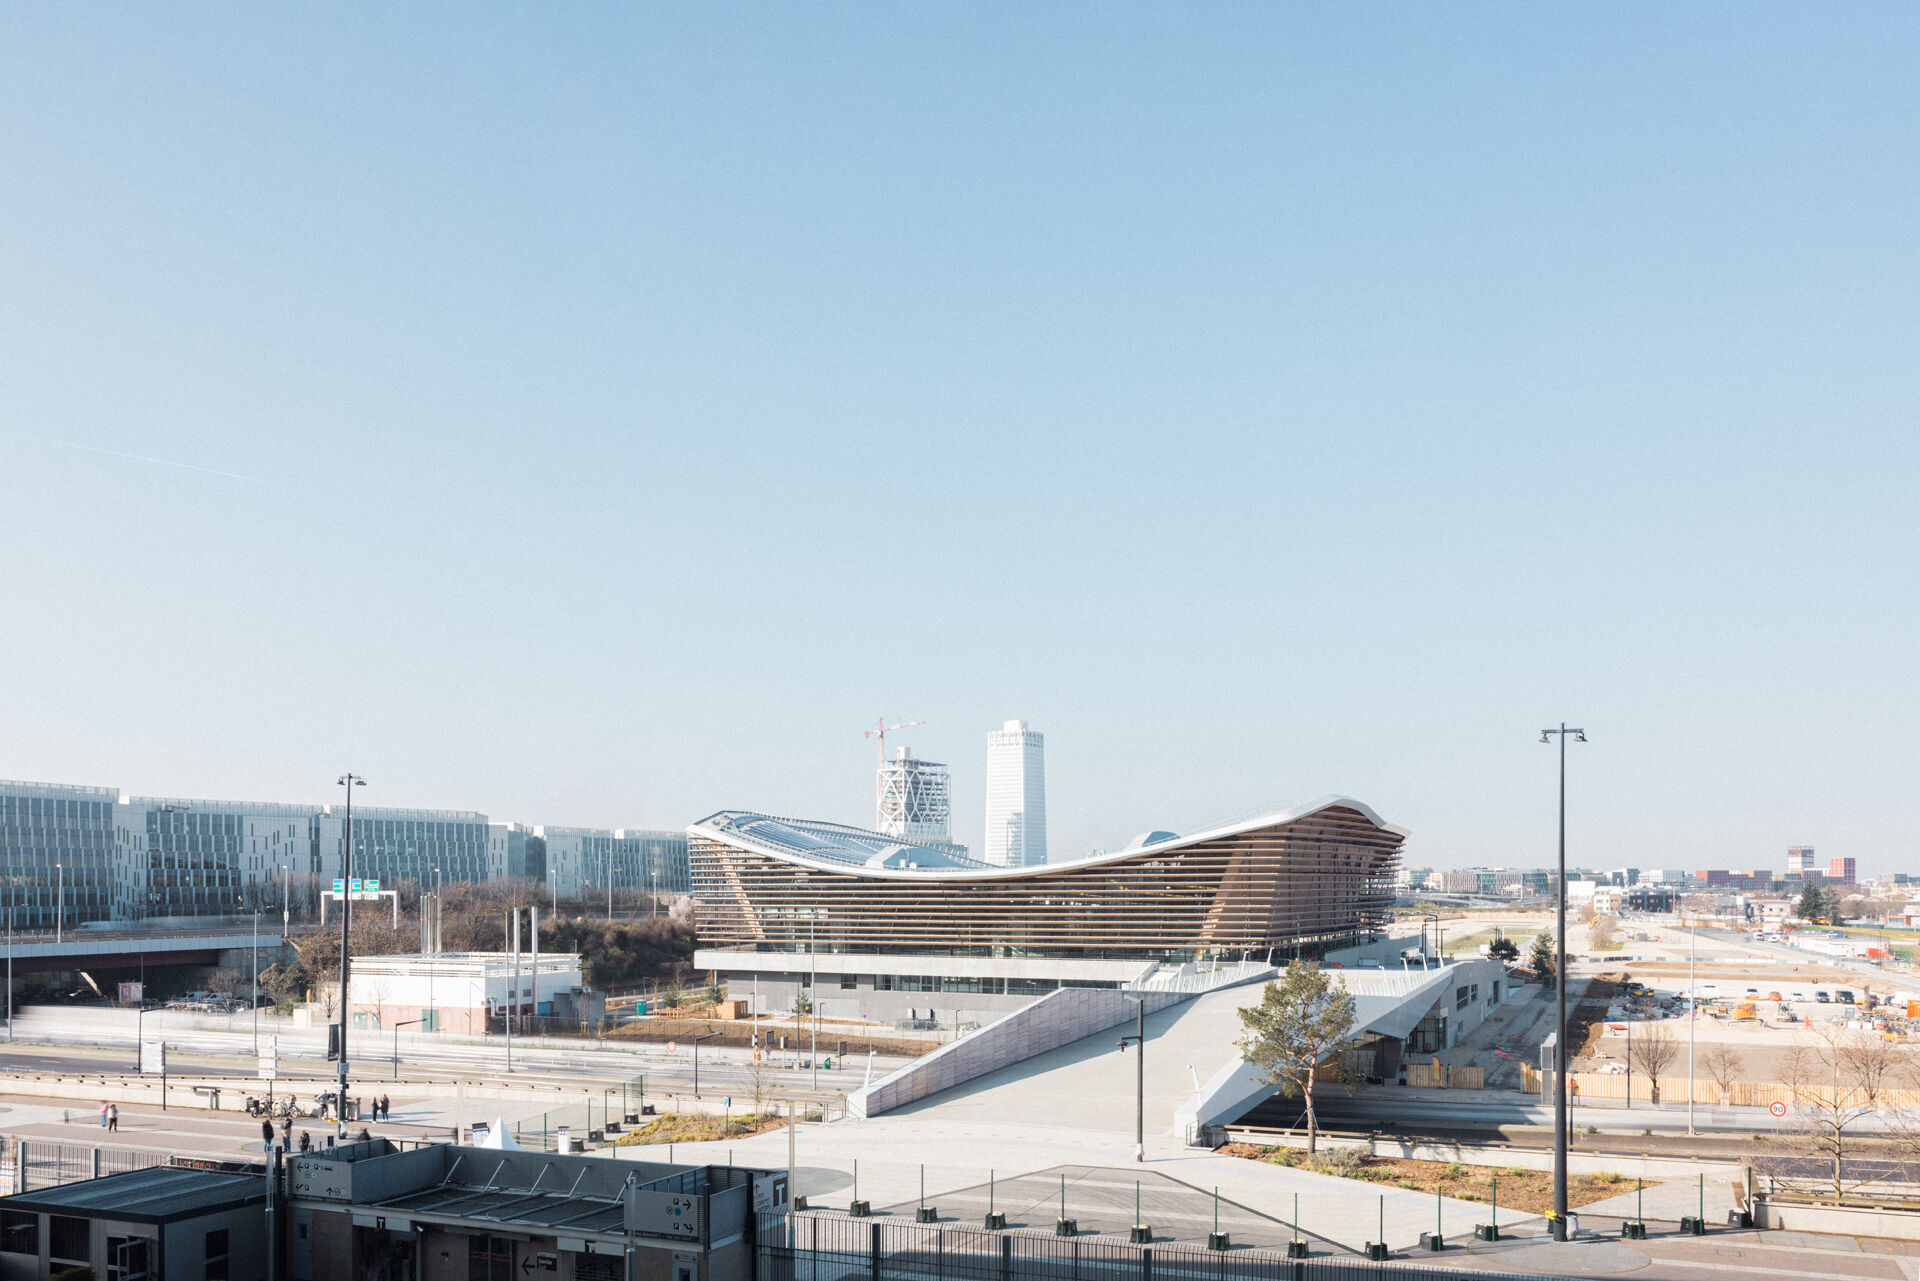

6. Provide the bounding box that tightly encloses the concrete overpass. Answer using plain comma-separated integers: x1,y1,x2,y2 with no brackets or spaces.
0,927,288,974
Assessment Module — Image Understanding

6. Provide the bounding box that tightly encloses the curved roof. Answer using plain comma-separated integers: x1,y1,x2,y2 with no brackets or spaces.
689,795,1406,882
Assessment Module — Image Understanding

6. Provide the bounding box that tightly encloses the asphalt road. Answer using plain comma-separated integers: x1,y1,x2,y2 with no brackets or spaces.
0,1026,896,1099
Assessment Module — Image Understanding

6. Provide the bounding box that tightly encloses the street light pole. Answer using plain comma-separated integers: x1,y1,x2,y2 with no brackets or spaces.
335,773,366,1140
55,863,63,944
809,912,819,1093
1687,922,1697,1136
1119,996,1146,1162
252,908,261,1055
1540,723,1587,1242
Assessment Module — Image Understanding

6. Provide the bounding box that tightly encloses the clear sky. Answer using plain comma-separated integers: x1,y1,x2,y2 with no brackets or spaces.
2,6,1915,874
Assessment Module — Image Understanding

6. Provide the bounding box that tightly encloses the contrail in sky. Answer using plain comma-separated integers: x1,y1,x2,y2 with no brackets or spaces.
3,431,258,482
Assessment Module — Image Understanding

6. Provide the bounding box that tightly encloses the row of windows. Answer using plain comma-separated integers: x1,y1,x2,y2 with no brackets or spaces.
0,798,114,821
868,974,1122,995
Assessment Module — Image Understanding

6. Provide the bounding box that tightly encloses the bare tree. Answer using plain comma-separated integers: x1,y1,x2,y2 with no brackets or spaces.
1628,1022,1678,1103
315,969,340,1021
747,1045,773,1120
1700,1043,1743,1101
1758,1025,1920,1202
1589,915,1617,951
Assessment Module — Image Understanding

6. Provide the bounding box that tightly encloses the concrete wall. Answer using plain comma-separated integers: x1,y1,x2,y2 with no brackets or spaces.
848,986,1190,1119
1754,1197,1920,1239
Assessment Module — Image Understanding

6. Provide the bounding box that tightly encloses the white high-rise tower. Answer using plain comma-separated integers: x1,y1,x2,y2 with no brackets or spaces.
985,720,1047,867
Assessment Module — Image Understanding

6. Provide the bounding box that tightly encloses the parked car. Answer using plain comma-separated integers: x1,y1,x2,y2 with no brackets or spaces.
1836,990,1856,1005
1815,990,1832,1003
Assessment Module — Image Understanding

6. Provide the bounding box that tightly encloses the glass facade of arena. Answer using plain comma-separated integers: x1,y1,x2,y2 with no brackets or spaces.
691,803,1402,960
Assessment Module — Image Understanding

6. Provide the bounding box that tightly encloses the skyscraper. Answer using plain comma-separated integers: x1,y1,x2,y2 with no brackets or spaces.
985,720,1047,867
877,748,952,843
1786,845,1817,878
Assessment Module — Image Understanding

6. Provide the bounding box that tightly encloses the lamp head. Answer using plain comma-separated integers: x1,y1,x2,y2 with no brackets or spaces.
1574,732,1588,743
1539,732,1551,743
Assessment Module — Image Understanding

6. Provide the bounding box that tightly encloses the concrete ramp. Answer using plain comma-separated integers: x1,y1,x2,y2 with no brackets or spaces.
881,983,1271,1136
849,963,1272,1120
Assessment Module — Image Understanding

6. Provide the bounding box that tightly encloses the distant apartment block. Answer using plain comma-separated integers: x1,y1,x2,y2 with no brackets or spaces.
1786,845,1817,877
1828,856,1857,883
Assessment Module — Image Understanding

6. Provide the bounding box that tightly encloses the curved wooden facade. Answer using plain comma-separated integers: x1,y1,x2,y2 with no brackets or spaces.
690,801,1402,959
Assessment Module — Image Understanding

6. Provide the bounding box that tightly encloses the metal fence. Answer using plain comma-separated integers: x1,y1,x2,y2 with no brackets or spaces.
757,1214,1565,1281
0,1136,260,1193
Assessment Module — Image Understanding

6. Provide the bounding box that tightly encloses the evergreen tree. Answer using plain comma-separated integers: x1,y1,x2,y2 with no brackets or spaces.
1235,962,1361,1155
1529,931,1557,983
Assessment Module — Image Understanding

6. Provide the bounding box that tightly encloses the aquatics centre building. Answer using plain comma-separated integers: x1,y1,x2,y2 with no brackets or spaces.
689,796,1404,1024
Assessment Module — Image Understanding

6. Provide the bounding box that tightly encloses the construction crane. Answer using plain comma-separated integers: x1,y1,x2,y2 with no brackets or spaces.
863,717,926,771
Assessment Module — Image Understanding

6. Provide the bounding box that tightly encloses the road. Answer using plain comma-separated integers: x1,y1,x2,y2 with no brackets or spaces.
0,1019,903,1099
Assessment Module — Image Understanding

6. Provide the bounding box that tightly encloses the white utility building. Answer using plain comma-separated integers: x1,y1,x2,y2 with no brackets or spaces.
984,719,1047,867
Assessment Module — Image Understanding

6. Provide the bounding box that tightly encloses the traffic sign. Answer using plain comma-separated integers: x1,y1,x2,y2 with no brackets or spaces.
259,1067,278,1080
1769,1101,1788,1118
666,1041,678,1053
332,879,346,892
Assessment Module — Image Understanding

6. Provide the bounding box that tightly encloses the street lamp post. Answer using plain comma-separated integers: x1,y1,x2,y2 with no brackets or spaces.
1540,723,1587,1241
1118,996,1147,1162
392,1017,425,1082
1687,922,1697,1136
693,1030,721,1095
55,863,63,944
251,907,261,1055
335,773,367,1140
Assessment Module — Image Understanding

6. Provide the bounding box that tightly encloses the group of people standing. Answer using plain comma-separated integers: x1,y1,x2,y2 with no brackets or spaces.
260,1094,392,1152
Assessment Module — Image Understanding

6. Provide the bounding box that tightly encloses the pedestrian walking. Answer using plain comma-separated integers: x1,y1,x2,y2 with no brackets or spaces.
298,1130,312,1153
107,1104,118,1132
261,1119,275,1149
379,1094,390,1121
281,1116,292,1146
98,1101,109,1129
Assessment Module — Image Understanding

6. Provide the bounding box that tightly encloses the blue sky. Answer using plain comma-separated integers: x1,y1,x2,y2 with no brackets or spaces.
2,6,1915,873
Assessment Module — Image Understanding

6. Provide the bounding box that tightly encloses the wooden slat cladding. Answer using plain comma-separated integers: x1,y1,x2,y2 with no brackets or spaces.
690,805,1401,957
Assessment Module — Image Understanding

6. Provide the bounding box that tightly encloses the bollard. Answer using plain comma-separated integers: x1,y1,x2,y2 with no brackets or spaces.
1206,1186,1230,1251
1128,1180,1151,1243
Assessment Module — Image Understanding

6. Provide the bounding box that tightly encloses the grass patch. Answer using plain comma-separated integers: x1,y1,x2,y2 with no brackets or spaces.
612,1112,786,1146
1219,1146,1630,1215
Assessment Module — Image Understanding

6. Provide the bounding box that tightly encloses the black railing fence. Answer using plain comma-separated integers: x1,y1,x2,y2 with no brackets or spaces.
756,1214,1562,1281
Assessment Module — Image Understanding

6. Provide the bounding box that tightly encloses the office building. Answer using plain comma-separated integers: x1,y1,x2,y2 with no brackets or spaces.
540,827,689,903
115,796,319,921
1786,845,1817,877
486,821,544,881
1,773,690,925
984,719,1046,867
0,779,118,930
316,805,489,889
1829,856,1857,884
